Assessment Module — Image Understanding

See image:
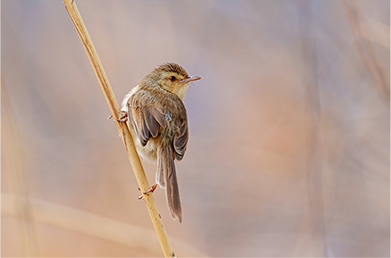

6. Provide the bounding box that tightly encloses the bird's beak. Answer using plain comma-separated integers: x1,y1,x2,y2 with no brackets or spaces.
180,76,201,84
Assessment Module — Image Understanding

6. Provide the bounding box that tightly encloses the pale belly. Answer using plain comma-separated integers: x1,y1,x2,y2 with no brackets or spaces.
127,121,159,163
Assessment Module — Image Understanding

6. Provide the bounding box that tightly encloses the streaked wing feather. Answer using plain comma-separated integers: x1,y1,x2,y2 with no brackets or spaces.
144,107,159,138
151,106,166,128
127,90,165,146
173,121,188,161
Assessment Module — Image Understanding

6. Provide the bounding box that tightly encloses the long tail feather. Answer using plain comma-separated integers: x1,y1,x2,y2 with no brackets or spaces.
157,145,182,223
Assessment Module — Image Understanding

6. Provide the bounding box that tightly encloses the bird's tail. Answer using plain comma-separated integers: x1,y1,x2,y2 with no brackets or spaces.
156,145,182,223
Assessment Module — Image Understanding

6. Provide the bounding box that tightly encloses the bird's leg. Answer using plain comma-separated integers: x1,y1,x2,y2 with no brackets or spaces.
107,111,128,122
138,184,158,200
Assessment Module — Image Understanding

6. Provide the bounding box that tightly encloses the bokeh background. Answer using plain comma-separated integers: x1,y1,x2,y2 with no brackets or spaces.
2,0,390,257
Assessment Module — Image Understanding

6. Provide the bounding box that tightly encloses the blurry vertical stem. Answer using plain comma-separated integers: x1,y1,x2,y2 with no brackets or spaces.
2,82,39,256
62,1,175,257
343,0,390,107
297,1,328,256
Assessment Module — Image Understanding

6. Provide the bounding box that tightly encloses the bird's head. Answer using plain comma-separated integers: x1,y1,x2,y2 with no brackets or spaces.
144,63,201,100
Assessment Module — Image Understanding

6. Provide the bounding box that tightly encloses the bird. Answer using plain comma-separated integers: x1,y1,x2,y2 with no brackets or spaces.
119,63,200,223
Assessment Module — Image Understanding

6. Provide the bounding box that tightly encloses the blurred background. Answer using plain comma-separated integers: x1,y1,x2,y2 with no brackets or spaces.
2,0,389,257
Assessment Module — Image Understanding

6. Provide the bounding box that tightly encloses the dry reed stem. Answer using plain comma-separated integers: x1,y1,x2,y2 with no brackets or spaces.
0,71,39,258
296,2,328,255
63,1,175,257
343,0,390,107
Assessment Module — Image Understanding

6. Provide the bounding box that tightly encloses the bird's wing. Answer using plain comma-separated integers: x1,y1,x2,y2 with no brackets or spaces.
127,90,166,146
173,118,188,161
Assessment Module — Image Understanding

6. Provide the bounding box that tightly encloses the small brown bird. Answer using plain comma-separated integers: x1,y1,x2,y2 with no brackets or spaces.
120,63,200,223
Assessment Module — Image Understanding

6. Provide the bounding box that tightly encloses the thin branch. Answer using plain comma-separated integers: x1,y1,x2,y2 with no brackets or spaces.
62,1,175,257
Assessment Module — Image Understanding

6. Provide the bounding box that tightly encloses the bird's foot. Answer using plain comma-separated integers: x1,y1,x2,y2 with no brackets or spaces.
107,111,128,122
138,184,158,200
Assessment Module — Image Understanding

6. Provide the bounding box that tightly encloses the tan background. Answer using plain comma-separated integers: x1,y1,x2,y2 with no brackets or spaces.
2,0,390,257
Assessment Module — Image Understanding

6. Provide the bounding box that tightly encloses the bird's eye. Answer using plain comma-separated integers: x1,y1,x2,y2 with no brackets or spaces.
169,76,176,82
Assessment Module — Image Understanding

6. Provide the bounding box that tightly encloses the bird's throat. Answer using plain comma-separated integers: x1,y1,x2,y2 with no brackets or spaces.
172,84,189,100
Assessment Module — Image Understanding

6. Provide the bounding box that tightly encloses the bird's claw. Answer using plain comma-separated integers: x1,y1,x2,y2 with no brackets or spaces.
138,184,158,200
107,111,128,122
